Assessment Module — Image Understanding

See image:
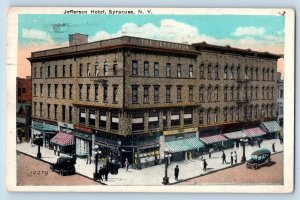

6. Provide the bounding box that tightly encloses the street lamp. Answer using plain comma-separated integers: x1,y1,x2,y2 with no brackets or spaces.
93,145,101,179
240,138,248,163
162,147,171,185
36,134,42,159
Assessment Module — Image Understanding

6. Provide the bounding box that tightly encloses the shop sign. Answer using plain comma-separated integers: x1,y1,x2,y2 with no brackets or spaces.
74,125,92,133
76,131,92,140
163,127,198,136
58,121,74,129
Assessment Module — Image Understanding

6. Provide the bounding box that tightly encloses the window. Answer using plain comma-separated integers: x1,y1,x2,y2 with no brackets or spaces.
154,62,159,77
256,68,259,80
177,64,181,77
256,86,259,99
132,113,144,131
33,102,37,116
189,65,193,78
55,65,57,77
214,86,219,101
62,105,66,121
40,67,43,78
54,104,58,120
262,86,265,99
47,104,50,118
111,113,119,130
47,66,50,77
103,85,108,102
214,108,219,123
266,87,269,99
199,109,204,125
113,85,118,103
69,106,73,122
79,109,86,124
34,84,37,96
79,64,83,77
163,111,168,129
95,85,99,101
54,84,58,98
207,109,211,124
215,64,219,79
208,64,212,79
224,108,228,121
99,111,107,128
86,85,90,101
132,86,138,103
69,84,73,99
250,86,253,100
62,84,66,99
237,66,241,79
230,108,234,121
40,84,43,96
39,102,43,117
200,63,204,79
224,86,228,101
199,86,205,102
144,61,149,76
262,68,265,81
224,65,228,79
189,86,193,102
79,84,83,100
95,63,99,76
113,63,118,75
171,110,180,126
267,69,270,80
230,66,234,79
63,65,66,77
166,86,171,102
149,111,159,129
34,67,36,78
143,86,149,103
244,86,248,100
250,68,253,80
166,63,171,77
89,110,96,126
70,64,73,77
184,109,193,125
230,86,234,101
207,85,212,101
104,62,108,76
245,67,248,79
132,60,138,75
177,86,182,102
47,84,51,97
154,86,159,102
87,63,91,76
271,70,274,81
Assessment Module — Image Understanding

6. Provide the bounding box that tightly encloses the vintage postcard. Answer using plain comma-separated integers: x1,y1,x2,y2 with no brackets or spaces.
6,7,295,192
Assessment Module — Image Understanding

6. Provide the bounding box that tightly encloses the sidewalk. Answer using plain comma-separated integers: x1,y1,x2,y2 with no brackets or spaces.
16,138,283,186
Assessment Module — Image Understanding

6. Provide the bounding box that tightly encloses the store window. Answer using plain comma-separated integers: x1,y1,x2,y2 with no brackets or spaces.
89,110,96,126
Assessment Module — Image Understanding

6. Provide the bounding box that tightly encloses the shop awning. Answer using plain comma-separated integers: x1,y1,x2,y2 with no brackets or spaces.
50,131,75,146
200,134,228,145
262,121,281,133
165,137,204,153
224,131,244,139
244,127,266,138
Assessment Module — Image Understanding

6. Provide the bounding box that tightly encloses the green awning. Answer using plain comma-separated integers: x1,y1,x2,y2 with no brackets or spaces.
165,137,204,153
263,121,281,133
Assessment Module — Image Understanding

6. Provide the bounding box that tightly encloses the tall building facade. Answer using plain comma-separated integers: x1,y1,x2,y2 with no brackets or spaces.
276,72,284,127
29,34,280,167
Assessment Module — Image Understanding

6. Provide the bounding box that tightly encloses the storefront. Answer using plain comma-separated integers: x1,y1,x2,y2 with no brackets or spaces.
50,131,75,155
199,134,229,151
262,121,281,139
224,130,244,148
74,125,93,158
31,120,59,148
243,127,266,146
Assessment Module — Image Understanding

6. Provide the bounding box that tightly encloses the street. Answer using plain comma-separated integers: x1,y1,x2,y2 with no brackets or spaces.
17,152,101,186
179,152,283,185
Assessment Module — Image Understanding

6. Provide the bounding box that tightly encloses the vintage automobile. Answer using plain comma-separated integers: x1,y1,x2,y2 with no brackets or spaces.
246,148,272,170
50,155,76,176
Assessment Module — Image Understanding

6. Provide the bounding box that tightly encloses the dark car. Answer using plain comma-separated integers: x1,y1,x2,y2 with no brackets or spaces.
50,155,76,176
246,148,272,170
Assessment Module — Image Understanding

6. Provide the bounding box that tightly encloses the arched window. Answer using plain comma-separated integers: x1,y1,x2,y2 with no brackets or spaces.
224,107,228,122
214,108,219,123
207,108,212,124
224,65,228,79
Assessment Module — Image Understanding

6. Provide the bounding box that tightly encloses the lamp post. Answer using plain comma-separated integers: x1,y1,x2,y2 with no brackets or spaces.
162,147,170,185
93,145,101,179
36,134,42,159
240,138,247,163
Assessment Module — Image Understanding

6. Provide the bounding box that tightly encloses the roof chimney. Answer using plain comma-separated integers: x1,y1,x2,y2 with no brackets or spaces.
69,33,88,46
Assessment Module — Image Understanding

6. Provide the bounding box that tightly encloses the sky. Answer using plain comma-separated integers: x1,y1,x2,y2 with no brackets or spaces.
18,14,285,78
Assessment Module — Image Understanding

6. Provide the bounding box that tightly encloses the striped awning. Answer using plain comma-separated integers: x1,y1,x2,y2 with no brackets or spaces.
224,131,244,139
262,121,281,133
244,127,266,138
200,134,228,144
50,131,75,146
165,137,204,153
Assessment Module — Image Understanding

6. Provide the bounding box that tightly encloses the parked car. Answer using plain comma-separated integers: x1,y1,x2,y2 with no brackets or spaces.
50,155,76,176
246,148,272,170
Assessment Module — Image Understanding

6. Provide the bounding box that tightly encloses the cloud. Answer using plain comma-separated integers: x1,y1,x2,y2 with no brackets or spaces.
232,26,266,37
22,28,54,43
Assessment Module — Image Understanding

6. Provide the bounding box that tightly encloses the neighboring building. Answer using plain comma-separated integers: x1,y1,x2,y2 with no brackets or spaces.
276,72,284,127
28,34,281,167
16,76,32,142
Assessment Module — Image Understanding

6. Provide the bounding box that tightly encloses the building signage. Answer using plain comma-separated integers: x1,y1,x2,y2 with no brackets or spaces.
141,39,190,50
74,125,93,133
163,127,198,136
76,131,92,140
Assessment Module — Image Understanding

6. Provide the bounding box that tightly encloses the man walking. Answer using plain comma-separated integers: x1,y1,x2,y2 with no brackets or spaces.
230,152,233,165
221,151,226,164
203,159,207,172
272,143,276,152
125,158,129,171
234,151,237,164
174,165,179,181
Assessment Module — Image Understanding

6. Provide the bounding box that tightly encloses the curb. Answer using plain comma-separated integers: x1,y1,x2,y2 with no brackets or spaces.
168,151,283,185
17,150,107,185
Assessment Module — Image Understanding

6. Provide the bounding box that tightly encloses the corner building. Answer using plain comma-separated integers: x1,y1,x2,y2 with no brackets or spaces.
29,34,280,168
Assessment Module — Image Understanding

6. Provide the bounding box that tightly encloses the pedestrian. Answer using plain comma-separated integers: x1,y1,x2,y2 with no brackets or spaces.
221,151,226,164
86,155,89,164
209,148,212,159
203,159,207,172
258,139,261,148
279,135,283,144
230,152,233,165
272,143,276,152
125,158,129,171
54,145,57,156
174,165,179,181
234,151,237,164
57,146,60,156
